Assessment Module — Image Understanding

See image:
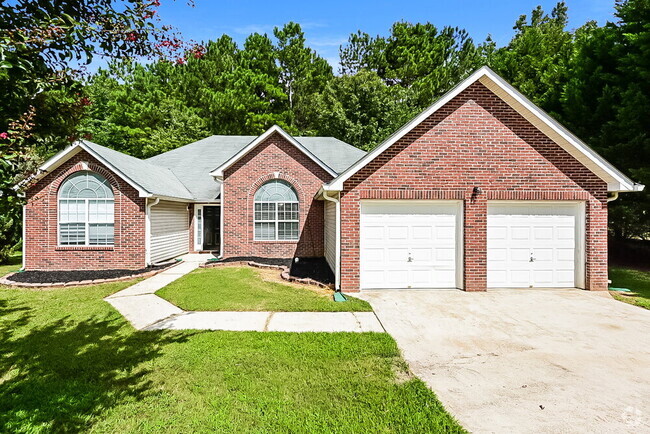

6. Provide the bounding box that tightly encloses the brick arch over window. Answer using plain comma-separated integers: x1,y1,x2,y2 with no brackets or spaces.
247,172,306,202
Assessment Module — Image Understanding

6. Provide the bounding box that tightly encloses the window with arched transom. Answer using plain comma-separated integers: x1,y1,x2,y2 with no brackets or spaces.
58,171,114,245
253,179,299,241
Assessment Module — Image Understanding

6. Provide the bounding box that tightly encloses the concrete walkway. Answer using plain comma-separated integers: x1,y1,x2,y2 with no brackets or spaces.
105,254,384,333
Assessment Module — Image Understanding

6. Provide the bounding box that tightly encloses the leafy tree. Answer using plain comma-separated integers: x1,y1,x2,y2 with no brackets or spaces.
274,22,333,131
311,69,412,150
489,2,573,118
0,0,186,263
81,63,210,158
340,22,482,109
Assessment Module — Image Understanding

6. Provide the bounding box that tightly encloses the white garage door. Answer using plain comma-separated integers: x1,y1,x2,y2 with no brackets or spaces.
360,201,461,289
487,202,585,288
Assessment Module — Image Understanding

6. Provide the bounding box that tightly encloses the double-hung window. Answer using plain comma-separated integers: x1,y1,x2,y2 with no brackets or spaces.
254,180,299,241
58,171,115,246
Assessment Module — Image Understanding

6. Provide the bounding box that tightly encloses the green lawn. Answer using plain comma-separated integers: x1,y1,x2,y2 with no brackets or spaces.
157,266,373,312
0,282,463,433
0,251,22,277
609,266,650,310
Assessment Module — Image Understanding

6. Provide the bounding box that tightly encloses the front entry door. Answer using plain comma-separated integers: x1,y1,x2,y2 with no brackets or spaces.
203,206,220,251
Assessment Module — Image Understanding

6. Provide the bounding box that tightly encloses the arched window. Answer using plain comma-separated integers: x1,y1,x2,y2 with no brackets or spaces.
58,171,115,246
254,179,299,241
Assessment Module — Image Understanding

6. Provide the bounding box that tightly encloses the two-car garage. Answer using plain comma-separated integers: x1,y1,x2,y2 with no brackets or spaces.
359,200,585,290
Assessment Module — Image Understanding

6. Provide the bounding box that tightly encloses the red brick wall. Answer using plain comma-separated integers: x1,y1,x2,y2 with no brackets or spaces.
24,150,147,270
223,132,333,258
340,82,608,292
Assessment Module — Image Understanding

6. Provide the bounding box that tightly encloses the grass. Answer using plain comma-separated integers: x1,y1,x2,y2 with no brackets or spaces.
0,251,22,277
609,266,650,310
157,266,373,312
0,281,463,433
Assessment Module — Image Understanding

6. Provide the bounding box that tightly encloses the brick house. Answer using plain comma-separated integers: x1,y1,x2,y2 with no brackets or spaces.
20,67,643,292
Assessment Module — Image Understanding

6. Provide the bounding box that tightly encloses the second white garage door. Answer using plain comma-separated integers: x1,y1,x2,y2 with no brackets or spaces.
360,201,461,289
487,202,585,288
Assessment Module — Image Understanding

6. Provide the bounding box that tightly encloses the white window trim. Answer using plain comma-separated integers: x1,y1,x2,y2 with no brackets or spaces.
57,197,115,247
253,200,300,241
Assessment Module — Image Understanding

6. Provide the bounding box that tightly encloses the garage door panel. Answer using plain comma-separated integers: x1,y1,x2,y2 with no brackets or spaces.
488,203,580,288
362,248,384,263
360,201,459,289
362,225,384,242
410,269,434,287
556,270,575,285
412,225,433,240
510,270,532,286
488,248,507,262
511,248,530,262
557,226,575,240
388,226,408,240
411,247,433,261
387,248,408,262
511,226,531,240
387,270,409,286
557,248,574,261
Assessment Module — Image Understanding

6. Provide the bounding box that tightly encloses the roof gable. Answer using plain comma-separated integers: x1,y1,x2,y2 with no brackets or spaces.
19,141,194,200
209,125,338,179
324,66,643,193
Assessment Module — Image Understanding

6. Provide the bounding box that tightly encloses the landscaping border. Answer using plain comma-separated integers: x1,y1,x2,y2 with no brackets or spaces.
0,260,182,288
200,260,335,290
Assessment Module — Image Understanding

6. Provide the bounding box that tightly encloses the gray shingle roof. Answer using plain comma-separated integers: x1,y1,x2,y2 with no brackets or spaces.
81,141,194,200
146,135,366,201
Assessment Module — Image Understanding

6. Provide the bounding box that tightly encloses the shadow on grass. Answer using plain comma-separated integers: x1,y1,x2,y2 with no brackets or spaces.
0,297,191,432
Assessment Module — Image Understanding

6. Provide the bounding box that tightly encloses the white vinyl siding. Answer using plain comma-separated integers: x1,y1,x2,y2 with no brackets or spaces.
324,200,336,271
150,201,189,263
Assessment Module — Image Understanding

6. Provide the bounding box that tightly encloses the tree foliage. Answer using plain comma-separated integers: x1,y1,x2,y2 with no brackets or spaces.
0,0,189,262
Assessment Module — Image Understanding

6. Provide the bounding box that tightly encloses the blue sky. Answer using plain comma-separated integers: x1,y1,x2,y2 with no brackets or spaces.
155,0,617,70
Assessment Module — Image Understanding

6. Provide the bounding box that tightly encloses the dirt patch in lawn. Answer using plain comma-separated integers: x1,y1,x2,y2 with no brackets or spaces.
211,256,334,286
256,268,333,297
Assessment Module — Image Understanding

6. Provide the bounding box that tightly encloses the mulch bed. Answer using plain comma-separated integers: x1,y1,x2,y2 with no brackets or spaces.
290,257,334,285
7,263,172,284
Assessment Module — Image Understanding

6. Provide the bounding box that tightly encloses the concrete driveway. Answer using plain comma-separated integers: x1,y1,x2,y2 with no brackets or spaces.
357,289,650,433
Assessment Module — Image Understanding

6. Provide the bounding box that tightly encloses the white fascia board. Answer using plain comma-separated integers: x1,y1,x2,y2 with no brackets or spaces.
76,141,152,197
209,125,338,178
15,141,153,198
13,143,83,191
326,65,639,193
478,70,638,192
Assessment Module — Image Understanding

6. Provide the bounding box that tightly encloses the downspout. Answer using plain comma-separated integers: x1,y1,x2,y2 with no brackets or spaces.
145,197,160,266
322,190,341,292
219,181,224,258
21,204,26,271
607,192,619,203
